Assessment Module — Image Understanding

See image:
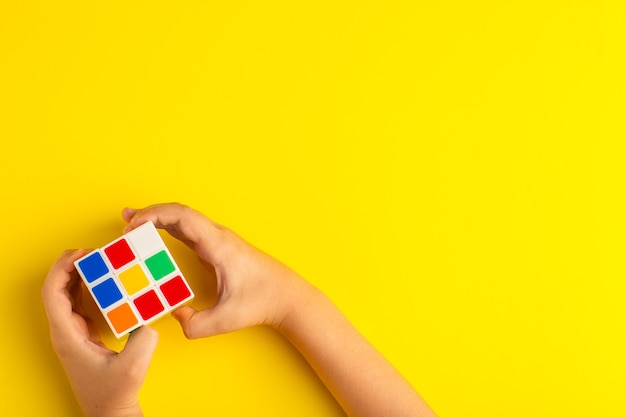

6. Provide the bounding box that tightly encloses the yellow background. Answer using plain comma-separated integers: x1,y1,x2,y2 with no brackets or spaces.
1,1,624,416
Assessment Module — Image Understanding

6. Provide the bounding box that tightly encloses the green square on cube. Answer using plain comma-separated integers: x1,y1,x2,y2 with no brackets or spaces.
145,250,176,280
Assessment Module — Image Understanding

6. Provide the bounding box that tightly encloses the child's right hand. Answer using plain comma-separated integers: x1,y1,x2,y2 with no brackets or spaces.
122,203,310,338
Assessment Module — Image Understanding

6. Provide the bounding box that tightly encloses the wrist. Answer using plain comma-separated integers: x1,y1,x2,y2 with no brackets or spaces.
81,400,143,417
86,408,143,417
273,275,327,337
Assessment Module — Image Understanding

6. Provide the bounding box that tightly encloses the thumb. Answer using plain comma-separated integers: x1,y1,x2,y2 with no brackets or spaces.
117,326,159,373
172,305,234,339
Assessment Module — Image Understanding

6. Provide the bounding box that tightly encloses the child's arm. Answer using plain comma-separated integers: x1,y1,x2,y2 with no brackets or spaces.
42,250,158,417
124,203,436,417
275,281,435,417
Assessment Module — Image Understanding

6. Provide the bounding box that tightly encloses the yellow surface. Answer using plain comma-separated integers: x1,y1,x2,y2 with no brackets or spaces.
0,1,624,416
118,264,151,296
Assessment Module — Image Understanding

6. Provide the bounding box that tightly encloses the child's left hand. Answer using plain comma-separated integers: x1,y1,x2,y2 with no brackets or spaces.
42,249,158,417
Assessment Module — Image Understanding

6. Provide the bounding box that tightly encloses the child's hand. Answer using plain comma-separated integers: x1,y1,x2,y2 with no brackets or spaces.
122,203,309,338
42,249,158,417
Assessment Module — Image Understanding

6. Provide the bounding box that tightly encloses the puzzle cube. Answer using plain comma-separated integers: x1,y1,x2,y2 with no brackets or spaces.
74,221,194,338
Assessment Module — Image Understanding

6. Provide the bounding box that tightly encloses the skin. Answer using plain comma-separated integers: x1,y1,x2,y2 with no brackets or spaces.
42,203,436,417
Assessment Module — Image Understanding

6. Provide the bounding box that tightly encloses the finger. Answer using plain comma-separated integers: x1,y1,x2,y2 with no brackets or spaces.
42,249,88,297
171,304,236,339
121,203,225,262
121,207,138,223
117,326,159,374
42,249,91,325
68,269,86,314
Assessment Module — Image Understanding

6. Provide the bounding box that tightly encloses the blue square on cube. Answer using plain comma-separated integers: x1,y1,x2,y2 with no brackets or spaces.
77,252,109,283
92,278,123,309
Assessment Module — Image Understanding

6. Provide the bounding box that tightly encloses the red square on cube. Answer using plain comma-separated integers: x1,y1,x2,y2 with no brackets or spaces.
160,275,192,307
104,239,135,269
133,290,165,320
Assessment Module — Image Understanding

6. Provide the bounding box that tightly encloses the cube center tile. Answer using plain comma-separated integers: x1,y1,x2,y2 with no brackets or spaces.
117,264,150,296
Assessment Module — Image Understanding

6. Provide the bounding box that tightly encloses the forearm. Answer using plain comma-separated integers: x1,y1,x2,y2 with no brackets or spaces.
276,279,436,417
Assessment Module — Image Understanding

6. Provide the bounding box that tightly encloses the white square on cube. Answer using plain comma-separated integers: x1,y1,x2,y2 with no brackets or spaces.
127,221,165,258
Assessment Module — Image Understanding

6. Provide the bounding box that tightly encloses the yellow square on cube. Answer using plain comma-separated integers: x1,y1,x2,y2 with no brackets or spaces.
117,264,150,296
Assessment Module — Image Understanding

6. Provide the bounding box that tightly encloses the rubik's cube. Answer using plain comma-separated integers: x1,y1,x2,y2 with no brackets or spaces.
74,221,194,338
